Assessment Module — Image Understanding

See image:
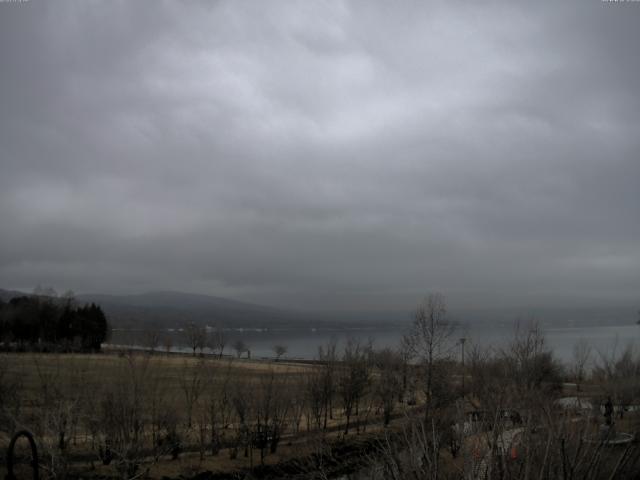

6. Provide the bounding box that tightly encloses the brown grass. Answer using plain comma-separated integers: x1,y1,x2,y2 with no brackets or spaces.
0,351,401,479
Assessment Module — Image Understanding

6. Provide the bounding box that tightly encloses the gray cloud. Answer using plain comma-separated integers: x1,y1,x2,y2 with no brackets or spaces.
1,0,639,311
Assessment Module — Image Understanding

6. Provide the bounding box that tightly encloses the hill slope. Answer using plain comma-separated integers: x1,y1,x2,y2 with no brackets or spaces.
76,290,310,328
0,288,312,329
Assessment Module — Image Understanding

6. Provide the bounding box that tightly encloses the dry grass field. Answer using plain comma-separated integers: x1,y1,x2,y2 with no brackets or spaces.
0,350,409,479
3,335,640,480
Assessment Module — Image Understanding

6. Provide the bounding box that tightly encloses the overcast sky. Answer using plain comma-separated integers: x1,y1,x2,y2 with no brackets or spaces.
0,0,638,312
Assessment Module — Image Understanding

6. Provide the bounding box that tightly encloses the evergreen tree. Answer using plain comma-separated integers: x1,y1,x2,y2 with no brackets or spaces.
1,294,110,352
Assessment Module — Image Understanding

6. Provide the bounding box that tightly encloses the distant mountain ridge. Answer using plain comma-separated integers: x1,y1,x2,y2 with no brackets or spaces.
76,290,315,329
0,288,311,329
0,288,409,329
2,288,636,330
78,290,283,313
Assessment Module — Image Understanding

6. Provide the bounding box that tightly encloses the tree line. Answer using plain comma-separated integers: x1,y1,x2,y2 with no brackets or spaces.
0,292,110,352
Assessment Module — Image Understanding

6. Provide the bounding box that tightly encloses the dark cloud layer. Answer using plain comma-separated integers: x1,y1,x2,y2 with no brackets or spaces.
1,0,639,311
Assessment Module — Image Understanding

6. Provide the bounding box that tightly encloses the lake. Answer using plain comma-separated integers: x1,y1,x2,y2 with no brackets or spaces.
108,320,640,366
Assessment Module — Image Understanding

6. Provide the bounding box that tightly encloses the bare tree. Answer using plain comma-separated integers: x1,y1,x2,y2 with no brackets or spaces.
30,354,89,478
207,325,226,358
184,323,206,356
571,338,592,392
273,344,287,361
252,368,293,463
0,353,22,433
96,352,150,479
375,419,445,480
504,321,561,397
594,343,640,420
397,336,414,403
229,372,254,460
202,359,234,456
373,348,402,426
145,357,171,458
232,339,247,358
141,329,161,354
163,333,173,355
337,338,370,435
405,292,455,420
179,359,206,428
305,368,325,431
318,339,338,429
289,385,306,434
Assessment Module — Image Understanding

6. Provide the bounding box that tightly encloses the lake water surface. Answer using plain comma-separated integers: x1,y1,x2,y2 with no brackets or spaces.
109,321,640,365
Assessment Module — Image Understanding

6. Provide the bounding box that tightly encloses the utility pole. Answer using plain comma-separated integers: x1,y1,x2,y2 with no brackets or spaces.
459,337,466,400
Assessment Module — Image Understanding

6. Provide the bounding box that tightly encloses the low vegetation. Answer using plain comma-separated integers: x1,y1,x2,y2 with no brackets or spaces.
0,293,639,479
